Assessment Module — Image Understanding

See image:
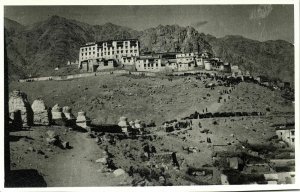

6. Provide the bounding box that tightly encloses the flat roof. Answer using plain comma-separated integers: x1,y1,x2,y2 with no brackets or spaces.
80,39,139,47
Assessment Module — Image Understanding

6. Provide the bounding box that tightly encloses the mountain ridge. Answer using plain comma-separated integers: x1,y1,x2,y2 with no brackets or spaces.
4,15,294,83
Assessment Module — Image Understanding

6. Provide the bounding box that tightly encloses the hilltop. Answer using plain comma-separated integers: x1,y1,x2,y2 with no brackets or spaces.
5,15,294,83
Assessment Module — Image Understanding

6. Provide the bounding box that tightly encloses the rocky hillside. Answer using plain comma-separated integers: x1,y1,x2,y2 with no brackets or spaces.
138,25,212,53
5,15,294,83
206,35,294,83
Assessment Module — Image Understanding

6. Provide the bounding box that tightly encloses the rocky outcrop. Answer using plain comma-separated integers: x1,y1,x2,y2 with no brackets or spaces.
31,99,50,125
9,90,33,126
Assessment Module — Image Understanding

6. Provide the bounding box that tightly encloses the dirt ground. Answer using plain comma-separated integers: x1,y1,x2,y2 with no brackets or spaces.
7,74,294,186
9,126,126,187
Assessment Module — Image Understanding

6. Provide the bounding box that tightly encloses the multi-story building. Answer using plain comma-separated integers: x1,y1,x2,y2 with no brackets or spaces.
135,55,164,72
78,39,140,69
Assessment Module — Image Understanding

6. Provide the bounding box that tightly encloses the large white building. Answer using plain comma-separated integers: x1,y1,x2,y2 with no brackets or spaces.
78,39,140,69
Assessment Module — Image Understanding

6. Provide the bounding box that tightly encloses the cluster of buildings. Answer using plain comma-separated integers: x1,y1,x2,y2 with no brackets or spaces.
78,39,232,73
217,123,295,185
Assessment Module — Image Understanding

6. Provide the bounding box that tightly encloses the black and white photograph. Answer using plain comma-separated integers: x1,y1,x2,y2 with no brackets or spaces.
1,1,299,191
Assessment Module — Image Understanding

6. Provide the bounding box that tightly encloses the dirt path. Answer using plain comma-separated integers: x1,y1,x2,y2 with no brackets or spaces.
44,132,121,187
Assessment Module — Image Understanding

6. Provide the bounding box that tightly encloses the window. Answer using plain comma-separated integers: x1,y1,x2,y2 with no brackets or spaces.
89,52,91,55
93,52,95,55
85,53,87,56
97,53,99,57
281,132,283,135
81,53,84,56
89,48,91,50
121,50,123,54
291,131,295,136
93,47,95,50
292,138,295,142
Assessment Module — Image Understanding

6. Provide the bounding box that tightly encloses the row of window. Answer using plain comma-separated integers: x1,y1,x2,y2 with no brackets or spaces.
81,45,138,52
80,53,137,61
82,50,138,56
176,53,194,58
142,64,159,68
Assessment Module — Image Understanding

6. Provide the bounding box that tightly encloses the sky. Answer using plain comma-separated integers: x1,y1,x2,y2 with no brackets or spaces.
4,5,294,43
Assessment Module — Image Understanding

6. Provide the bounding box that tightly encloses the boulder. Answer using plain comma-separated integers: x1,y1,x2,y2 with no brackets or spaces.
9,90,33,126
46,137,57,145
31,99,50,125
61,141,70,149
113,168,126,177
96,157,108,164
46,130,57,138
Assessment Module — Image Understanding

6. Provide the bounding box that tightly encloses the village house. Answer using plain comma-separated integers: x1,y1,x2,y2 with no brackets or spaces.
275,125,295,148
135,55,164,72
208,58,231,72
176,53,198,71
78,39,140,70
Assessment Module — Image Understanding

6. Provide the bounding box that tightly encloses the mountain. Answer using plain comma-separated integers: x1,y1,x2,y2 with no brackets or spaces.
138,25,212,53
4,17,25,34
4,16,294,83
206,35,294,83
92,22,140,41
